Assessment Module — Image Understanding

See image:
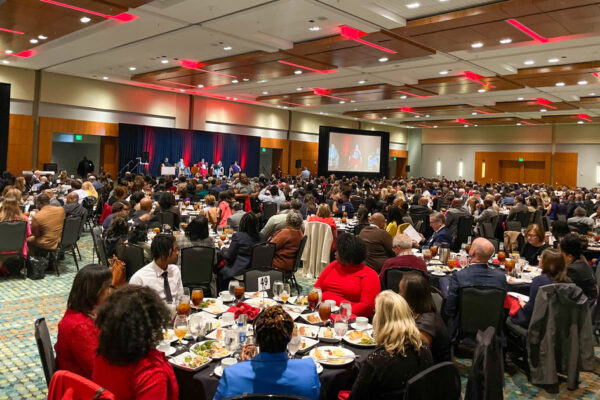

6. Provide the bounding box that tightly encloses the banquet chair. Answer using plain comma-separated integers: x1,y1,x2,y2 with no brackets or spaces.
403,361,461,400
542,216,551,232
47,370,115,400
284,236,307,295
81,196,96,232
181,246,215,296
117,244,145,281
454,215,474,251
517,211,532,228
244,267,283,297
0,220,28,276
34,317,56,387
57,217,83,272
92,226,109,267
383,268,425,293
225,395,310,400
487,238,499,252
505,221,522,232
262,202,278,223
570,222,590,235
480,222,495,240
532,209,544,230
158,211,177,228
250,242,276,269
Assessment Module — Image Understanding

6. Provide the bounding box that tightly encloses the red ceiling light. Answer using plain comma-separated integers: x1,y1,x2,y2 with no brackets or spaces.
181,60,238,78
397,90,435,99
277,60,338,74
463,71,496,89
1,50,35,58
339,25,397,54
577,113,592,122
399,107,424,116
520,120,536,126
39,0,137,22
456,118,474,126
534,98,557,109
506,19,549,43
313,88,348,101
472,109,497,115
0,28,24,35
593,72,600,78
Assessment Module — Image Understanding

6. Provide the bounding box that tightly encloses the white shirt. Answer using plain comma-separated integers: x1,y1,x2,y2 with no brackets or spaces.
129,261,184,302
73,189,89,204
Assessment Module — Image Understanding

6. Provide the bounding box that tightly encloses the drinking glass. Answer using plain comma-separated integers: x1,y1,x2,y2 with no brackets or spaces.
339,302,352,323
308,288,321,312
280,284,291,303
173,315,188,350
191,288,204,307
233,283,245,302
430,245,438,257
497,251,506,264
422,249,432,263
177,295,191,316
459,254,469,269
287,329,301,358
228,281,239,297
273,280,284,300
334,321,348,339
166,301,177,320
319,302,332,324
224,330,239,354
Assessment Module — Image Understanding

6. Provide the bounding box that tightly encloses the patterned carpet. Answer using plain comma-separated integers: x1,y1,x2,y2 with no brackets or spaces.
1,233,599,399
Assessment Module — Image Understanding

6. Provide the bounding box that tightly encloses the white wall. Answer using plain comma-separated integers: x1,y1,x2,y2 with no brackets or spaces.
555,144,600,188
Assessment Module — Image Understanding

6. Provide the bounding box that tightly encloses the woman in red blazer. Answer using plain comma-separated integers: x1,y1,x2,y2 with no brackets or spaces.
54,264,112,379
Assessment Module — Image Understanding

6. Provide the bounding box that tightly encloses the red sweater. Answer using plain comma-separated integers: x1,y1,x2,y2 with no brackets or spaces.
54,309,98,379
92,349,179,400
314,261,381,317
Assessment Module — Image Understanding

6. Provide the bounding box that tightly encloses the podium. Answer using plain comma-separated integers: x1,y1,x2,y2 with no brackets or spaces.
161,166,176,176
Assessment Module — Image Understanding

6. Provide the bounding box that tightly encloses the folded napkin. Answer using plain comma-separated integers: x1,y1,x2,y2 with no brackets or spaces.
227,302,260,321
504,295,521,317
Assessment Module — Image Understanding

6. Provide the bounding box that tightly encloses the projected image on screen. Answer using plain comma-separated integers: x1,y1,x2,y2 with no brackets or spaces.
328,132,382,173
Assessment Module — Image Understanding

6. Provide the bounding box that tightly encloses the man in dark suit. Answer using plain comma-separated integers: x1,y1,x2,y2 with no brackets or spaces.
442,238,508,338
445,198,470,241
422,212,453,248
507,195,528,221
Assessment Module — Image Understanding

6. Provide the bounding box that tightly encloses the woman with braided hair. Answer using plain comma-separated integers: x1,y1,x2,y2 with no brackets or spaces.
214,305,320,400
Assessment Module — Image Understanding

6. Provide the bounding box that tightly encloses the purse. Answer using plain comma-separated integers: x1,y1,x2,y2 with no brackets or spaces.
26,257,48,280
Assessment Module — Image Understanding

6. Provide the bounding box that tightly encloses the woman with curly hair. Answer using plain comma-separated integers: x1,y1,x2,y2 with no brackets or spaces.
214,305,320,400
55,264,112,379
345,291,433,399
92,285,178,400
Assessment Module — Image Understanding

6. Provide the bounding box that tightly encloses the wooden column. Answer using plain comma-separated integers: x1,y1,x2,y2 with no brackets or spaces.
550,124,557,185
31,70,41,170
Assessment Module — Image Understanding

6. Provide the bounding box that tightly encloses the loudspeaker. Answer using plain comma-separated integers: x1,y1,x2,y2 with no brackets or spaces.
141,151,150,163
406,165,410,173
43,163,58,172
295,159,301,168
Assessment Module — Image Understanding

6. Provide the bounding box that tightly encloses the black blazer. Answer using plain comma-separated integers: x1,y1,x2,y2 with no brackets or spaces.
220,232,265,280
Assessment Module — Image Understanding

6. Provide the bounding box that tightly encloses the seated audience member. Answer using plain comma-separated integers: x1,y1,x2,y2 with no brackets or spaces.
358,213,395,273
258,185,287,206
214,306,320,400
380,234,427,286
443,238,508,338
130,234,183,302
0,196,31,271
133,197,153,221
176,216,216,265
520,224,549,266
93,285,178,400
353,205,370,236
409,196,431,220
102,200,130,230
226,202,245,231
507,195,528,221
44,189,62,207
568,206,594,232
445,198,470,241
219,213,265,287
128,223,152,264
107,185,128,206
332,191,355,218
103,216,129,258
422,211,453,248
70,180,89,204
154,192,180,228
63,192,87,220
261,201,292,239
560,233,598,305
201,194,220,230
510,248,568,328
345,291,433,399
27,193,66,256
385,205,406,237
82,181,98,202
550,220,570,248
307,203,338,250
474,198,499,235
271,211,304,272
314,233,380,317
55,264,112,379
399,272,451,363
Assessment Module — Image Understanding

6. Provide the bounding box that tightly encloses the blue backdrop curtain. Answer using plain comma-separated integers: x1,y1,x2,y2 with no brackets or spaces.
118,123,260,177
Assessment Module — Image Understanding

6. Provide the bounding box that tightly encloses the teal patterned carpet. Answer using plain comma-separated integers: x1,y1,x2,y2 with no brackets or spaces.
1,232,600,399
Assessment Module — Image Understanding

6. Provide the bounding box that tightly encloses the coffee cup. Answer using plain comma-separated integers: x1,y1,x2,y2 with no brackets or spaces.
222,312,235,325
221,357,237,368
219,291,233,302
356,317,368,330
157,341,171,353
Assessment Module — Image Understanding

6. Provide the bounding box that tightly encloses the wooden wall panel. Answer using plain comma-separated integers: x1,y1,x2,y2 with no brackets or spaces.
260,137,290,176
7,114,33,174
389,150,408,158
553,153,578,187
289,141,319,176
100,137,119,178
475,152,552,184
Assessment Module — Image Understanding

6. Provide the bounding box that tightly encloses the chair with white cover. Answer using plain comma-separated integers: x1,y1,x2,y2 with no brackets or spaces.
301,221,333,278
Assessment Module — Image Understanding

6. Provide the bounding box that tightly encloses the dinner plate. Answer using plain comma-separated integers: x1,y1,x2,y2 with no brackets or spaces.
343,330,376,347
430,271,446,277
289,295,309,306
300,312,325,325
204,304,229,315
192,298,223,310
244,291,267,299
190,340,231,360
298,337,319,353
317,326,341,343
245,297,278,307
350,322,372,331
158,346,176,356
303,356,324,374
310,346,355,366
169,351,212,372
213,365,224,377
295,323,319,338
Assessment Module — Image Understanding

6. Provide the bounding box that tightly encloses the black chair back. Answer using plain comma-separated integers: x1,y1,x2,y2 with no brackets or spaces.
480,222,494,239
262,203,278,222
404,361,461,400
34,318,55,386
505,221,522,232
351,198,363,213
456,215,474,243
291,236,308,274
158,211,177,227
585,202,596,217
60,217,82,248
250,242,276,269
414,220,423,233
516,211,531,228
244,267,284,297
0,220,27,254
181,246,215,295
459,286,507,337
119,244,146,281
383,267,425,293
92,226,109,267
571,222,590,235
542,216,551,232
532,209,544,229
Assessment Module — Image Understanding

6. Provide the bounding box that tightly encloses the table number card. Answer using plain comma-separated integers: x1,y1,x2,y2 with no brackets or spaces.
258,276,271,292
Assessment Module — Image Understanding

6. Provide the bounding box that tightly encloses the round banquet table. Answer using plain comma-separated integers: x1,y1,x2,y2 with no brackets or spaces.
427,265,532,296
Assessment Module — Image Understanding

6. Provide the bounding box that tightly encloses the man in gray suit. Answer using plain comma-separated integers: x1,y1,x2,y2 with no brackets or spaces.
445,198,470,241
226,202,246,231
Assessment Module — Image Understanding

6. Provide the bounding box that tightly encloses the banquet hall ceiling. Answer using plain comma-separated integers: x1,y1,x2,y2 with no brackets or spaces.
2,0,600,127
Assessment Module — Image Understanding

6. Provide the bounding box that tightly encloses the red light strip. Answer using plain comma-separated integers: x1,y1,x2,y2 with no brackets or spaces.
400,106,424,116
280,101,313,108
39,0,137,22
520,120,536,126
593,72,600,78
577,114,592,122
506,19,549,43
339,25,397,54
472,109,497,115
535,98,557,109
456,118,474,126
463,71,496,89
181,60,238,79
162,80,198,88
313,88,348,101
277,60,338,74
0,28,24,35
1,50,35,58
397,90,435,99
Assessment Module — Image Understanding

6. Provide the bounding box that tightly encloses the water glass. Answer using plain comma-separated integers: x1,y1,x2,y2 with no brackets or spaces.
287,329,301,358
340,302,352,323
334,321,348,338
228,280,239,297
273,280,284,300
224,330,239,354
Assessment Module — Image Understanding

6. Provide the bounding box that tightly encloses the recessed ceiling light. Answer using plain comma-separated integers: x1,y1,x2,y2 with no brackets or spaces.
258,80,268,83
471,42,483,48
128,66,136,71
415,115,420,118
102,76,108,80
540,108,547,112
524,60,535,65
29,39,38,44
242,78,249,82
472,112,478,115
400,95,407,99
197,84,204,88
434,125,438,128
296,87,303,91
499,38,512,44
425,114,430,117
578,120,584,124
38,35,47,40
231,79,239,83
283,106,288,109
478,89,486,93
339,101,345,104
578,80,588,85
378,57,388,62
590,92,596,96
309,26,321,31
517,97,524,100
555,82,565,86
474,124,478,127
406,2,420,8
2,60,10,64
350,100,356,103
277,106,282,108
80,16,91,23
180,89,184,92
358,80,366,84
548,58,560,63
516,123,522,126
5,50,12,54
464,124,469,127
223,46,232,51
439,70,448,75
161,59,169,64
382,116,387,119
294,70,302,75
319,112,324,115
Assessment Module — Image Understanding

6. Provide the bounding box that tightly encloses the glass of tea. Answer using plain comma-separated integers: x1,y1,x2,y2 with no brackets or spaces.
343,211,348,217
341,217,347,223
423,250,432,263
430,246,438,257
173,315,188,350
447,257,456,270
308,288,321,312
505,258,516,274
497,251,506,264
234,282,246,302
191,288,204,308
177,295,191,316
280,284,291,303
465,244,472,253
595,234,600,242
318,302,332,325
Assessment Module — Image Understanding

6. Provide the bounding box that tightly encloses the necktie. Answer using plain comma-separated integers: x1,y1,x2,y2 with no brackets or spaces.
162,271,172,302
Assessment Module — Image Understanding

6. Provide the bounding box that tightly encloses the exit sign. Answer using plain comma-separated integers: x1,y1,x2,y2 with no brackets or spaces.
261,148,266,152
393,157,397,161
518,158,523,162
75,135,83,141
